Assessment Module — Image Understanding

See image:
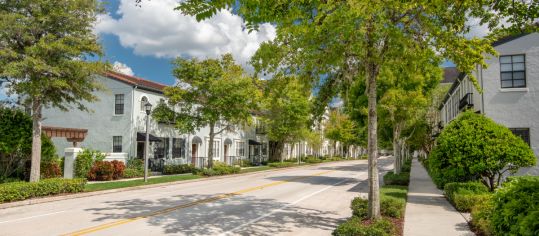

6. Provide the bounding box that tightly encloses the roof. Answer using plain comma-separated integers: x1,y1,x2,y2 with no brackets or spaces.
492,32,532,47
442,67,459,84
104,71,167,93
438,72,467,110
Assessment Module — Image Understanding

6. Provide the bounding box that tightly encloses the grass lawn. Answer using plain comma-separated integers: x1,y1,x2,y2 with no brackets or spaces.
381,185,408,200
84,174,202,192
239,166,273,173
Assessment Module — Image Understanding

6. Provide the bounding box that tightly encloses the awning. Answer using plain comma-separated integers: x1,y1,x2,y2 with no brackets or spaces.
137,132,162,142
192,136,203,144
249,139,262,145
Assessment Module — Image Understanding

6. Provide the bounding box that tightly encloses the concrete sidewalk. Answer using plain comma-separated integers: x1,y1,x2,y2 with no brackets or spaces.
403,158,474,236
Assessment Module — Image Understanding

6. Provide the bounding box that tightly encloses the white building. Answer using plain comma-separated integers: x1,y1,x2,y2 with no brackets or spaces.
42,71,268,169
439,32,539,175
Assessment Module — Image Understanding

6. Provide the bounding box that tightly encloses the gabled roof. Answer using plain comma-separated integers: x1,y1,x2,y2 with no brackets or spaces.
492,32,532,47
104,71,167,93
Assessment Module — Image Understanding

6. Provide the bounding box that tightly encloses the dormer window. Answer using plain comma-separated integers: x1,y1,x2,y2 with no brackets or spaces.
500,55,526,88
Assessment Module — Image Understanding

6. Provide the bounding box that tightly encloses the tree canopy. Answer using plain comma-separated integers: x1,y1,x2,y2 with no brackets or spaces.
155,54,259,168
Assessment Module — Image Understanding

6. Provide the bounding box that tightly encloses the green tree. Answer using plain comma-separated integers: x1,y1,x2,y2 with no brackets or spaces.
155,54,259,168
324,110,359,157
0,0,107,182
0,107,55,182
428,111,536,191
261,75,311,162
177,0,536,219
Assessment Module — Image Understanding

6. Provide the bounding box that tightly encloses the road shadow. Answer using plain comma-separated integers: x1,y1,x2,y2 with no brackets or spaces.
81,193,344,235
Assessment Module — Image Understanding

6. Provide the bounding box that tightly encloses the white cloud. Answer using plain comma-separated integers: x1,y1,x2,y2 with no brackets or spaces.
95,0,276,70
112,61,135,76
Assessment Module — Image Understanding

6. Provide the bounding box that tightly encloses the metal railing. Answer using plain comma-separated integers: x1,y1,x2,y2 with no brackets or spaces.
459,93,473,110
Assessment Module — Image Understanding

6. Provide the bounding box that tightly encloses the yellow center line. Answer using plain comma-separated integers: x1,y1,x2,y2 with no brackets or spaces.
62,170,334,236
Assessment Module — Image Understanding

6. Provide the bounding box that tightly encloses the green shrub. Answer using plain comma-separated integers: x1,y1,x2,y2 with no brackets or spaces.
163,164,194,175
127,158,144,171
192,162,240,176
0,107,57,181
358,154,368,160
240,159,253,167
490,176,539,236
444,182,490,212
74,149,105,178
302,156,323,163
0,178,86,203
268,162,296,168
427,111,536,190
123,168,144,178
332,217,395,236
401,160,411,173
471,199,495,236
383,172,409,186
351,196,405,219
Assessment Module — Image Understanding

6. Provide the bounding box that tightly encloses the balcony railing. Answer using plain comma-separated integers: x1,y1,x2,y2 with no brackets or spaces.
255,126,267,134
459,93,473,110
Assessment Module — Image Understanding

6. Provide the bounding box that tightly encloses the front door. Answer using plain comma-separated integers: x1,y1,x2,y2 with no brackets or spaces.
137,142,144,158
224,144,229,164
191,144,197,166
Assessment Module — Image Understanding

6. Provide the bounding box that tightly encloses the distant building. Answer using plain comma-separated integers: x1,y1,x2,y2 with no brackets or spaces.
439,32,539,175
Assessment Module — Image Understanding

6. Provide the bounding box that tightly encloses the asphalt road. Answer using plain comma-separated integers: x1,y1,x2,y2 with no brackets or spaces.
0,157,393,236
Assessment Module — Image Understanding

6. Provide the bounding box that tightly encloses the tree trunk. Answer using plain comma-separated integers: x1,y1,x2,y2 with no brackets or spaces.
29,98,42,182
208,123,214,168
268,141,284,162
393,126,401,175
367,66,381,219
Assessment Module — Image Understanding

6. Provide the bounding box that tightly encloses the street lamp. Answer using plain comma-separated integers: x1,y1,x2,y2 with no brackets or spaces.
144,102,152,182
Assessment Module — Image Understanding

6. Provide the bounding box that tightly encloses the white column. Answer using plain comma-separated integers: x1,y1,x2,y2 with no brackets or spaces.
64,147,83,179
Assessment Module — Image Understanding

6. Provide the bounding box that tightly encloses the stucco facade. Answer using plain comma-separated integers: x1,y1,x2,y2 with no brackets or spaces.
439,32,539,175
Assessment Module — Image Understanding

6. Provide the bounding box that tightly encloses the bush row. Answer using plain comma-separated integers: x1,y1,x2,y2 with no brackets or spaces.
333,185,408,235
383,172,409,186
163,164,194,175
444,182,490,212
268,162,297,168
470,176,539,236
192,162,241,176
0,178,86,203
87,160,125,181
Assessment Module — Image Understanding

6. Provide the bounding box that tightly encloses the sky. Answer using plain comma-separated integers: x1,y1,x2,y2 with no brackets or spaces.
96,0,276,85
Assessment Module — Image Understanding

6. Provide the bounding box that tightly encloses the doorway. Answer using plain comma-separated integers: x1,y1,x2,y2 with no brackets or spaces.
137,142,144,158
191,143,197,166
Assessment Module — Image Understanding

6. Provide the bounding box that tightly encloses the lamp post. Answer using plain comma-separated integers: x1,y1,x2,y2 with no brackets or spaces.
144,102,152,183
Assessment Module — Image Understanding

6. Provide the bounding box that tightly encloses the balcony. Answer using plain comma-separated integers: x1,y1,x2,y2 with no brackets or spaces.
459,93,473,110
255,125,267,134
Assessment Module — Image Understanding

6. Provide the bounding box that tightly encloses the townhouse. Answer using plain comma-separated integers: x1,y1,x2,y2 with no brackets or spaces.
439,32,539,175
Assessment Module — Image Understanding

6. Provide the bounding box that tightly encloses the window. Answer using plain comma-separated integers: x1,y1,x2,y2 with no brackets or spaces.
113,136,122,152
210,141,220,158
510,128,530,146
172,138,185,158
262,142,267,155
115,94,125,115
500,55,526,88
236,141,245,157
140,96,148,112
154,137,169,159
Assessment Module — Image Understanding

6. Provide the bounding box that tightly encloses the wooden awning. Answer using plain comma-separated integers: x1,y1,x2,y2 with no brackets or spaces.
42,126,88,147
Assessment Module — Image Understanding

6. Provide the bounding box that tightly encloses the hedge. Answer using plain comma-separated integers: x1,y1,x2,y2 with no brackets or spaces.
192,162,241,176
268,162,296,168
444,182,490,212
332,217,395,236
163,164,194,175
489,176,539,236
0,178,86,203
383,172,409,186
352,196,405,219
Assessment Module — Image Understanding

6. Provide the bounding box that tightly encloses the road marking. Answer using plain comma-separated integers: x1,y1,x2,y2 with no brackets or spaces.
219,177,353,235
62,170,334,236
0,211,67,224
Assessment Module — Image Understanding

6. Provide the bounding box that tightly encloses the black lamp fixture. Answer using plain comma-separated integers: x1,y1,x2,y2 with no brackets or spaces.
144,102,152,115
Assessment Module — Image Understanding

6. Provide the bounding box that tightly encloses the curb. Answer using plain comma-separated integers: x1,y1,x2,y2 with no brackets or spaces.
0,159,365,210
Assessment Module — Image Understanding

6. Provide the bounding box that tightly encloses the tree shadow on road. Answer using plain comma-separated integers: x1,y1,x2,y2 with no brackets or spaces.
81,193,344,235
